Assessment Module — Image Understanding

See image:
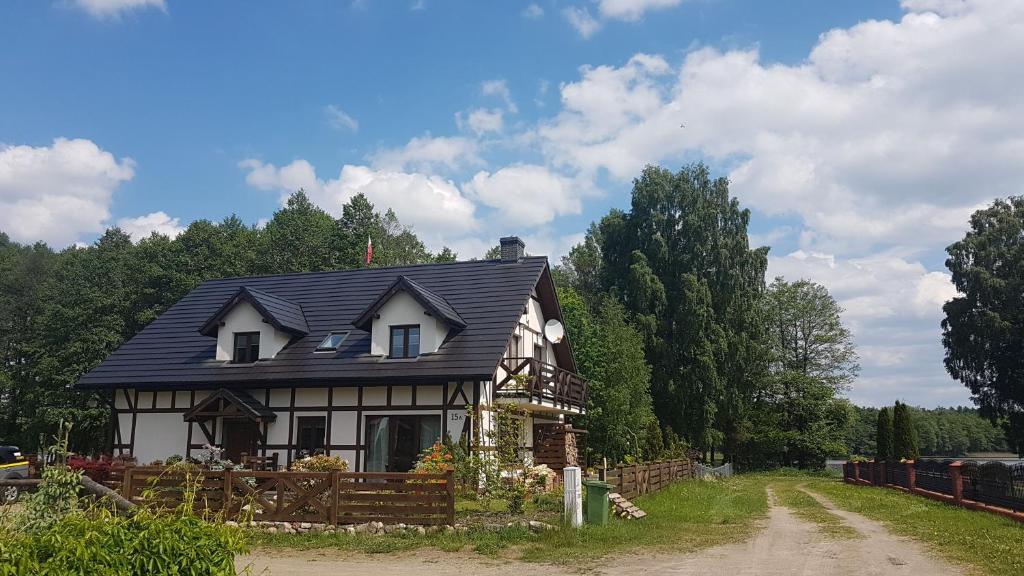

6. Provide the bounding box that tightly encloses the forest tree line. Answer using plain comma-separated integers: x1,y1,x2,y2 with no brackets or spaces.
846,405,1008,458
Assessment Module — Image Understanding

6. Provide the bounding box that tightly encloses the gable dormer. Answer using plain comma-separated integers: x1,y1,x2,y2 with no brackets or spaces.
352,276,465,358
199,286,308,362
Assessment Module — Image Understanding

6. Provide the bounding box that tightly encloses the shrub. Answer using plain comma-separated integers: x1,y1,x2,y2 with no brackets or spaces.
67,456,112,484
289,454,349,472
413,442,453,476
165,454,184,466
506,483,527,515
0,507,248,575
19,464,83,534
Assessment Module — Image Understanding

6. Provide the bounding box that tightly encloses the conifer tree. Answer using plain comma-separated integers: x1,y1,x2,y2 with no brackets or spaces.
892,401,920,460
875,407,894,461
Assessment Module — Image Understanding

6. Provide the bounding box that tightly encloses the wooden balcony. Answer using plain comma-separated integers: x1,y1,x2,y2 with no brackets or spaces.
495,357,587,413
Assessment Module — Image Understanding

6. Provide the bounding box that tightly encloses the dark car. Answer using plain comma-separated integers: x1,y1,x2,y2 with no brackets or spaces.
0,445,29,504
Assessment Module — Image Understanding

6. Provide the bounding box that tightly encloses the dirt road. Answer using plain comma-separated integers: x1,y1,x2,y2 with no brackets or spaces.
238,485,966,576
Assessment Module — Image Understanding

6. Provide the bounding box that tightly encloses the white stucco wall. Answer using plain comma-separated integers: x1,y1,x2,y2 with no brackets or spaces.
330,412,358,445
132,413,189,464
295,388,328,407
214,301,292,361
369,291,448,356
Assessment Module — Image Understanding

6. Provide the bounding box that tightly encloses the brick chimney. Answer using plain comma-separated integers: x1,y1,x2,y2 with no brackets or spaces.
499,236,525,263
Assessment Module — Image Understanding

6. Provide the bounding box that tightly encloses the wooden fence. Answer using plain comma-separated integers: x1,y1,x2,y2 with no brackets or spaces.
122,467,455,526
588,459,692,499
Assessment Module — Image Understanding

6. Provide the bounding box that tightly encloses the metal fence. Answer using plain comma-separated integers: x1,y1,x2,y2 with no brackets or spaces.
844,459,1024,518
961,461,1024,512
886,462,907,488
913,460,954,495
694,462,733,479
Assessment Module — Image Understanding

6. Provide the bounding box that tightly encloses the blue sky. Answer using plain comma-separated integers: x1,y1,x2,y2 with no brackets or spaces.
3,0,1022,409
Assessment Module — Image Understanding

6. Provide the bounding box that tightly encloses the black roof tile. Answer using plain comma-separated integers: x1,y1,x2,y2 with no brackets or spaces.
77,257,555,390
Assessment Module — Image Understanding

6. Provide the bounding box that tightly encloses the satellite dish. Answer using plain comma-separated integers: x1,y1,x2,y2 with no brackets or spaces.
544,319,565,344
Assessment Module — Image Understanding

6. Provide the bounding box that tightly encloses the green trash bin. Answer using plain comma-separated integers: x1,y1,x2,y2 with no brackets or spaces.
582,480,612,526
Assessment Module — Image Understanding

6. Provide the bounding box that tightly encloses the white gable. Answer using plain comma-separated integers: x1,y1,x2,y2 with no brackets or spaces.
369,290,448,356
214,300,292,361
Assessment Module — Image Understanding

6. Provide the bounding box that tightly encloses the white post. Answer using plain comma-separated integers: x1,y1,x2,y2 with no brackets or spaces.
564,466,582,528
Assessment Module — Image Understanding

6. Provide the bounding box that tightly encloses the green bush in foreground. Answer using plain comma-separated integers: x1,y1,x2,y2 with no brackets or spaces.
0,507,249,576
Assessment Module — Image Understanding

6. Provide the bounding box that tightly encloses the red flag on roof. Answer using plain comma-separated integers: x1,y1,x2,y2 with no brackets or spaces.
365,236,373,265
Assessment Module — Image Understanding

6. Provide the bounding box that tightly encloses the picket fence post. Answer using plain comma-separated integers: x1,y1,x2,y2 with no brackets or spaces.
329,471,339,525
223,469,233,519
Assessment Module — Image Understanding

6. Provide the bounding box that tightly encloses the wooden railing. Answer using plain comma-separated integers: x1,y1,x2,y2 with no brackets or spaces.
122,467,455,526
495,357,587,411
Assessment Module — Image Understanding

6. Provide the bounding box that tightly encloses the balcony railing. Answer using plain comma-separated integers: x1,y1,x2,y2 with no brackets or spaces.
495,357,587,412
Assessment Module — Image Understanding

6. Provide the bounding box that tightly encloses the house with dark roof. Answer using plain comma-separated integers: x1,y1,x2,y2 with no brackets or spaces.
77,237,587,472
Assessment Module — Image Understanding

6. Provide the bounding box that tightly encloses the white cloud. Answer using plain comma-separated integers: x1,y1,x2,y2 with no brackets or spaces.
116,211,185,241
368,135,482,173
239,159,479,248
481,79,518,114
73,0,166,19
324,105,359,133
0,138,135,246
462,164,591,227
768,250,962,405
563,0,683,37
597,0,683,21
563,6,601,39
540,1,1024,254
456,108,504,135
522,4,544,19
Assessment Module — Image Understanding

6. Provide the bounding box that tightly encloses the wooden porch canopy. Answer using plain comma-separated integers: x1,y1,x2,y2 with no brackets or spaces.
182,388,277,424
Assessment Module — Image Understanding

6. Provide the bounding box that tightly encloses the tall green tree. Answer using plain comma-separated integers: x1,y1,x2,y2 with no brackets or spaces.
943,197,1024,456
27,230,143,452
259,190,338,274
558,287,656,463
892,401,920,460
731,277,855,469
591,164,768,459
0,234,56,447
876,407,894,461
764,278,859,392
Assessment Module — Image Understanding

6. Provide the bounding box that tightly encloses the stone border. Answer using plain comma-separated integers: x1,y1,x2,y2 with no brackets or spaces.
229,519,558,536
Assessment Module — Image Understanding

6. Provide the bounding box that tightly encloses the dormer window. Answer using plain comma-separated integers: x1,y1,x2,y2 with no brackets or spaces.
316,331,349,352
233,332,260,363
389,325,420,359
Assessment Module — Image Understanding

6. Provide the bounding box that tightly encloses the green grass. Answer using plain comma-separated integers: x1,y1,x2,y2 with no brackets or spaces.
806,478,1024,576
770,479,860,539
251,475,769,565
518,475,768,563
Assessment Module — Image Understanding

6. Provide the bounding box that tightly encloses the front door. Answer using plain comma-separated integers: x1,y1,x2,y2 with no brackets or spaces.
222,419,258,463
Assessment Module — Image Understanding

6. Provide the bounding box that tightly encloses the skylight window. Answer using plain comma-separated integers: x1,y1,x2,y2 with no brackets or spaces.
316,331,349,352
